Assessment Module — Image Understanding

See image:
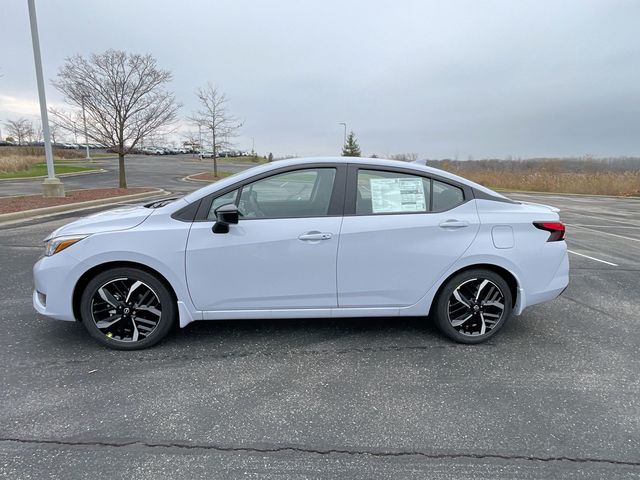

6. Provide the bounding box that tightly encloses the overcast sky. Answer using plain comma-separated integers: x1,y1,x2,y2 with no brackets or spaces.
1,0,639,158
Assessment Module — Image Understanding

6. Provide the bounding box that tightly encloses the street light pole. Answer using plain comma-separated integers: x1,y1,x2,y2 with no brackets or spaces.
28,0,64,197
339,122,347,146
81,94,92,161
198,124,202,160
251,136,255,154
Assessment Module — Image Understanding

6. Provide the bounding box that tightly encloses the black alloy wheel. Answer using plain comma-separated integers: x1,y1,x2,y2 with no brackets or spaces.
434,269,512,344
80,267,175,350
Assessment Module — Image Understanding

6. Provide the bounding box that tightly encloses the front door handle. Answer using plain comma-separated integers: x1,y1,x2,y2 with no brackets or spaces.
298,231,333,241
439,219,470,229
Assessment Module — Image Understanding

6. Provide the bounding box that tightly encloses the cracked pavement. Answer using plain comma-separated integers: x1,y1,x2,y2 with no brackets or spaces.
0,159,639,479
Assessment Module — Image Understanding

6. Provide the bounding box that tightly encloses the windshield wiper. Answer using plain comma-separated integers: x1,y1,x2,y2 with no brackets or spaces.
144,197,178,209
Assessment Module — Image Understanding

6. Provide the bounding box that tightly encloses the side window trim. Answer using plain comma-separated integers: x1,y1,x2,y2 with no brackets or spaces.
194,163,347,221
345,164,470,216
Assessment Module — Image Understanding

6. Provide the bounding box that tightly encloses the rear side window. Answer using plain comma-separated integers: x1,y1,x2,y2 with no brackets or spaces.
432,180,464,211
356,169,464,215
357,170,431,215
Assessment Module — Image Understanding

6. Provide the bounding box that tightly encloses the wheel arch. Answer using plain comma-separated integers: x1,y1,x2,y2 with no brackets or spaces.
72,261,179,322
427,263,519,317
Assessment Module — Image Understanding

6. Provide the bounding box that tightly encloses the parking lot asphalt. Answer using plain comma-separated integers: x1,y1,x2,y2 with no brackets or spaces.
0,160,639,478
0,154,251,198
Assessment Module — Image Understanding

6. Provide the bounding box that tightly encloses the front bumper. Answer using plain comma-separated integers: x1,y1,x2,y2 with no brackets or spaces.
33,252,86,322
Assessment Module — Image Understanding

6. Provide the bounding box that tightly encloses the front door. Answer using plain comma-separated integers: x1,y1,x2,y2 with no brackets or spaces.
185,166,344,312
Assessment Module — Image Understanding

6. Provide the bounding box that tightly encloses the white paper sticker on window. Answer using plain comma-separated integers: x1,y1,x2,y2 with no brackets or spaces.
370,177,426,213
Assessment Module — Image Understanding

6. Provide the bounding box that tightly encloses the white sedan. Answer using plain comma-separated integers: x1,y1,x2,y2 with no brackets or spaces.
33,157,569,349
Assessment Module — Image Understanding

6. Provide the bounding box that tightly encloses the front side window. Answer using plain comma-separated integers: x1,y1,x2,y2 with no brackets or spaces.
238,168,337,219
208,189,239,219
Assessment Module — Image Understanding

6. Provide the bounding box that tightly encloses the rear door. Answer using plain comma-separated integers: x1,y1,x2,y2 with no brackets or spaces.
337,166,480,307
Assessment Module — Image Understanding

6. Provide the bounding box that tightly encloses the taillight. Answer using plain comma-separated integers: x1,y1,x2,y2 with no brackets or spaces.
534,221,565,242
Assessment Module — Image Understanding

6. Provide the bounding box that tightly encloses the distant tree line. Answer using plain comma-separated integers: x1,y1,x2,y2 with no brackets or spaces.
427,157,640,173
2,118,61,145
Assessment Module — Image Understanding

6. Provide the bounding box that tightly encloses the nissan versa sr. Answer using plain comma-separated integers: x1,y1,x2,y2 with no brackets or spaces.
33,157,569,350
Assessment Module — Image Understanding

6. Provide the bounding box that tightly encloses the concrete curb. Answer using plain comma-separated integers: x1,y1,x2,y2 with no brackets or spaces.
182,172,212,183
0,168,106,182
0,188,169,225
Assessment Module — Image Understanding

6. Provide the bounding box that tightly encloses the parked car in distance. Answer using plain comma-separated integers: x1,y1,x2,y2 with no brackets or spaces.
217,149,245,157
199,150,215,159
140,147,164,155
33,157,569,350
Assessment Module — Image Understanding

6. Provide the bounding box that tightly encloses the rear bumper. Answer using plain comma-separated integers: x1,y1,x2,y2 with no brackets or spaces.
520,249,569,312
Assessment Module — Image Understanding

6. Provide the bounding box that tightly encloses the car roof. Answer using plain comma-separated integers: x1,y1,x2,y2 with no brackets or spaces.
181,156,510,204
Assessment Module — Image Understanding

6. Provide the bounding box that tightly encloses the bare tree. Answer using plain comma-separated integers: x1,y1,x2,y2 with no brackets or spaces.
33,121,44,143
189,83,242,176
390,153,418,162
49,121,60,144
49,108,82,144
51,49,180,188
3,118,34,145
181,130,202,156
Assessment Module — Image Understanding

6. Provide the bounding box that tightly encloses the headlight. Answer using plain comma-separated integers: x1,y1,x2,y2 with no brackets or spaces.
44,235,88,256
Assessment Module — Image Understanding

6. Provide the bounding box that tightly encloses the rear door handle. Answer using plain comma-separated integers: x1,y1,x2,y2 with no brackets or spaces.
439,219,470,229
298,231,333,241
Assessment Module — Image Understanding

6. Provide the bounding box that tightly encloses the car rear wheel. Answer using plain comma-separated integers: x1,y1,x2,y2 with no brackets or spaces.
80,267,176,350
433,269,512,344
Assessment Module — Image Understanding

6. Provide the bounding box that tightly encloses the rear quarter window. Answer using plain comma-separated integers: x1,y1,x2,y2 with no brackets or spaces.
432,180,464,211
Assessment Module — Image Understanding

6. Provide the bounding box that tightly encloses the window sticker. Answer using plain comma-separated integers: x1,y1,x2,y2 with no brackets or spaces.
370,177,426,213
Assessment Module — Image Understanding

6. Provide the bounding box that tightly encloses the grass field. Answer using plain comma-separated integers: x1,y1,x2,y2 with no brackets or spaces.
0,163,94,179
62,152,115,160
0,146,95,178
217,155,267,164
428,158,640,197
464,171,639,196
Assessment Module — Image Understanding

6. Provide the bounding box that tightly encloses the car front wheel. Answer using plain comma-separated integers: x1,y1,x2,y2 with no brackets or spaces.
433,269,512,344
80,267,176,350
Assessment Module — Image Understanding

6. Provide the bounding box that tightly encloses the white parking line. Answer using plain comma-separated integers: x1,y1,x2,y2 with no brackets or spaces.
568,250,618,266
568,224,640,229
567,224,640,243
563,211,640,228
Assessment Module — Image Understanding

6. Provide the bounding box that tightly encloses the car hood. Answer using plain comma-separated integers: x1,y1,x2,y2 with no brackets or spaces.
45,205,154,240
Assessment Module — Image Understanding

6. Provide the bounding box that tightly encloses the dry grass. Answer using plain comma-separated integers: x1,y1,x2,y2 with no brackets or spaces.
0,147,84,173
0,156,42,173
448,169,640,197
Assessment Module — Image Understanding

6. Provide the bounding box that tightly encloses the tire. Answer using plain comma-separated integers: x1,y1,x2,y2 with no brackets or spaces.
433,269,512,344
80,267,176,350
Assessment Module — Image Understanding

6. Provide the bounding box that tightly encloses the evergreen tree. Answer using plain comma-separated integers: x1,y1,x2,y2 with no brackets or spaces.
341,131,361,157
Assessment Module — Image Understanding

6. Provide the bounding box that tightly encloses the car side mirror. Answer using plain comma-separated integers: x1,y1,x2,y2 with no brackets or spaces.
212,203,239,234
